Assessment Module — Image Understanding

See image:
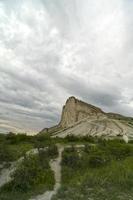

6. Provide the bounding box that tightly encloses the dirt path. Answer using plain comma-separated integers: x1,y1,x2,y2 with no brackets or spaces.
30,146,64,200
0,145,83,200
30,145,85,200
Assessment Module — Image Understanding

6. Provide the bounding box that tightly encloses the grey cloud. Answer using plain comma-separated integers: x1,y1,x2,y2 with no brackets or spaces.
0,0,133,133
43,65,122,107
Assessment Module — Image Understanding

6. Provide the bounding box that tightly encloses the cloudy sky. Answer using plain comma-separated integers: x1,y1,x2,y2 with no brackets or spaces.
0,0,133,134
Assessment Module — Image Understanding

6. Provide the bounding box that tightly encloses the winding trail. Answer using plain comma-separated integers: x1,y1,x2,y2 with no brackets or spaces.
0,144,84,200
30,145,64,200
30,145,84,200
0,146,64,200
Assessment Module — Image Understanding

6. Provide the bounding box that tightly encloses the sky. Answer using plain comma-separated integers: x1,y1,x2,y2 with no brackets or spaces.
0,0,133,134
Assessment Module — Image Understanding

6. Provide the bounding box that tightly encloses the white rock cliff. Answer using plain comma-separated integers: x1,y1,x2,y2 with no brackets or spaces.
39,96,133,140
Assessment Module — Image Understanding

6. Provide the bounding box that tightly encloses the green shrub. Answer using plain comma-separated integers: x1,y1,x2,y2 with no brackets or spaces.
5,133,30,145
5,132,17,144
62,150,81,169
107,143,132,160
14,156,49,191
0,144,14,163
82,135,97,143
89,154,109,168
83,144,92,153
46,144,58,158
35,133,51,143
65,135,79,142
2,153,54,193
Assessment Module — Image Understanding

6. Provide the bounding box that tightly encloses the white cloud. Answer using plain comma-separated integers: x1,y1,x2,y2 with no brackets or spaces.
0,0,133,133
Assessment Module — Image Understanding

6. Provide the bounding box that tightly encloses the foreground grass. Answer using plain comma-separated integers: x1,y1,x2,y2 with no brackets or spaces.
52,141,133,200
1,133,133,200
0,183,53,200
0,144,58,200
0,132,59,199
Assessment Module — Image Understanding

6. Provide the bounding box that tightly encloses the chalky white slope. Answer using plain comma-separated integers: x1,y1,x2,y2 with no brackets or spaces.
40,97,133,140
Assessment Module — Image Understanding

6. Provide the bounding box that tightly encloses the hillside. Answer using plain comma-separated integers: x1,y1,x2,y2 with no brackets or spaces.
40,97,133,140
1,129,133,200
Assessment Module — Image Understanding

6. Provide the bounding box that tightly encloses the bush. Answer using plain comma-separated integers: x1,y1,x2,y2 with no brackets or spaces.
82,135,96,143
65,135,79,142
62,150,81,169
35,133,51,144
5,132,18,144
2,154,54,193
89,153,110,168
37,144,58,159
84,144,92,153
105,142,132,160
0,144,14,163
34,140,47,151
13,156,49,191
46,144,58,158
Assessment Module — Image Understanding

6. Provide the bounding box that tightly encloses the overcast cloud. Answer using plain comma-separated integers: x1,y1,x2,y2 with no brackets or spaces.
0,0,133,134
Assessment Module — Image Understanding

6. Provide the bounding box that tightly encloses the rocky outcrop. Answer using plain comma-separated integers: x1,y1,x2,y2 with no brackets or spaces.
39,96,133,140
59,96,105,128
39,96,105,135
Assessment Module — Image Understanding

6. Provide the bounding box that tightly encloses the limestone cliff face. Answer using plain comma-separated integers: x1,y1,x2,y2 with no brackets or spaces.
39,96,105,134
59,96,105,128
39,96,133,140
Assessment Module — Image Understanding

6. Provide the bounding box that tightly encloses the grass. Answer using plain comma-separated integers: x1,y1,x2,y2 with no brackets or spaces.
0,133,59,200
0,145,58,200
0,132,59,164
52,140,133,200
1,133,133,200
0,133,96,165
0,133,34,164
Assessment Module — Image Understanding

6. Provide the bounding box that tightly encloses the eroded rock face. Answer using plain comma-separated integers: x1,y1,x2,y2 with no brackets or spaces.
59,96,105,128
39,96,133,140
39,96,105,134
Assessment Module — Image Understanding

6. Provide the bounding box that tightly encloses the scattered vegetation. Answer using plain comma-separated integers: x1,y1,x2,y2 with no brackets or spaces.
0,132,57,165
0,143,58,200
52,139,133,200
1,132,133,200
